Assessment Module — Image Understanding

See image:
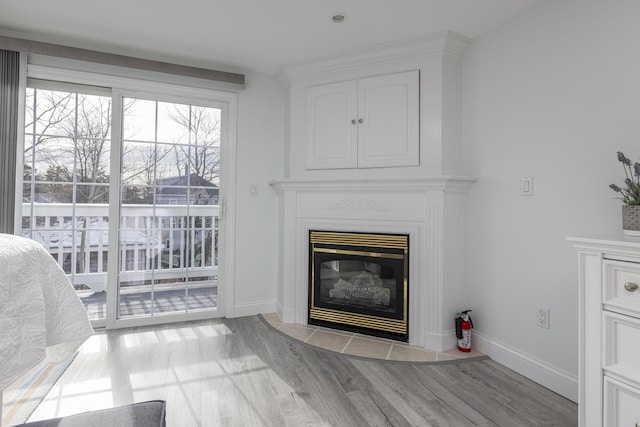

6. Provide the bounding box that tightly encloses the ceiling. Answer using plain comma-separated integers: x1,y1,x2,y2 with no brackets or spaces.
0,0,540,75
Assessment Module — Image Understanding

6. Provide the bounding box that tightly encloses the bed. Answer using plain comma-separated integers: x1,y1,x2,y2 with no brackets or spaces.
0,233,94,404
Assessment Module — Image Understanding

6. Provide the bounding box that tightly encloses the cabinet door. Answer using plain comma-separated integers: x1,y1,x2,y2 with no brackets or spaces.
305,80,358,170
604,376,640,427
357,70,419,168
603,311,640,384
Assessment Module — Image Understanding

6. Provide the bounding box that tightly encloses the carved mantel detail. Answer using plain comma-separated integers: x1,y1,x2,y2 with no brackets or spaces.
327,198,389,211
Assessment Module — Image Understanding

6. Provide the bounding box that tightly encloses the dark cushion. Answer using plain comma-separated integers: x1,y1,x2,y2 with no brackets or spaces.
20,400,166,427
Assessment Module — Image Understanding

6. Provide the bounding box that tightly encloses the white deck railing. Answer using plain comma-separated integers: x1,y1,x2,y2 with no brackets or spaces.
21,203,219,292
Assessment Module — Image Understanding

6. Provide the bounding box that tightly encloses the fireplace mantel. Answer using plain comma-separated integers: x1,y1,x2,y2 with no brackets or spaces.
270,176,477,192
270,175,476,351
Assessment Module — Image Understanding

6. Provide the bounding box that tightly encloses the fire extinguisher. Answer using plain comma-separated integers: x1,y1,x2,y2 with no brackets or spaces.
455,310,473,352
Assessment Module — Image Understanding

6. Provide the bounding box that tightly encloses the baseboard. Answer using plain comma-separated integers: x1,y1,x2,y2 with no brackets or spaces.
423,329,457,352
473,331,578,403
231,300,278,318
275,302,296,323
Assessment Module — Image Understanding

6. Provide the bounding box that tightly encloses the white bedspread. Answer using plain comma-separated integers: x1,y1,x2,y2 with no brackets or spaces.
0,233,94,391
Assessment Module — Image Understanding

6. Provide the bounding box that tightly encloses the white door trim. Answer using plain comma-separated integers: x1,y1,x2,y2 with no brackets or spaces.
26,64,238,328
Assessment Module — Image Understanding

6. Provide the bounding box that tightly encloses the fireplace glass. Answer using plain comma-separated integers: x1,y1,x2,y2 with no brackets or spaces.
309,231,408,341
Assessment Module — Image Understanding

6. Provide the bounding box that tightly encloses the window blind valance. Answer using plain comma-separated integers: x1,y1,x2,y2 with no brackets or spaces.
0,35,245,85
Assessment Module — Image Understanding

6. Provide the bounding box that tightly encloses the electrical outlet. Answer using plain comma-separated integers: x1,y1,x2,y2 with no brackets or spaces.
521,176,534,196
536,306,550,329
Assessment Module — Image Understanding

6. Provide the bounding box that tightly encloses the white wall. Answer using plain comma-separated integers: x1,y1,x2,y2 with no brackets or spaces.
232,72,284,315
463,0,640,400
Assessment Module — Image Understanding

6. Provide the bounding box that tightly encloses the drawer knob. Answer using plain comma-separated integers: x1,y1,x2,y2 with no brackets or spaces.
624,282,639,292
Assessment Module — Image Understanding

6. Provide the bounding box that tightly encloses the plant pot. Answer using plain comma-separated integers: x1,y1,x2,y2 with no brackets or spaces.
622,205,640,236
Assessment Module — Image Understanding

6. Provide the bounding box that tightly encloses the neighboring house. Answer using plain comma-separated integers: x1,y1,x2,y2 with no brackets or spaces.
154,173,218,267
156,173,219,205
23,193,59,204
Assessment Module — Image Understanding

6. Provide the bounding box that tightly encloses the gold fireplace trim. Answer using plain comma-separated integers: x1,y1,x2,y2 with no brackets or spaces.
309,231,409,337
310,231,408,250
309,307,407,334
313,247,405,260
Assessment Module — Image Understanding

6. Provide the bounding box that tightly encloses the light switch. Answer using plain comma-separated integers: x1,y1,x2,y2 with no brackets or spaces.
521,177,533,196
249,184,258,196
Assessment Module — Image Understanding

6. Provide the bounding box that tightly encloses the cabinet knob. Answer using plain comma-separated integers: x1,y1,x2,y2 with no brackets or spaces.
358,118,364,124
351,119,356,124
624,282,639,292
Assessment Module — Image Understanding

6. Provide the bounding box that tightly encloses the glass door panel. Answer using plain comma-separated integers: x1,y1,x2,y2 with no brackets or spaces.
21,84,112,323
117,97,220,320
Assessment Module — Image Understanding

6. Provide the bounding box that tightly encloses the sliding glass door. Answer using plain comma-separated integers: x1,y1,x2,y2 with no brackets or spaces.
115,96,220,320
20,79,230,327
21,81,112,322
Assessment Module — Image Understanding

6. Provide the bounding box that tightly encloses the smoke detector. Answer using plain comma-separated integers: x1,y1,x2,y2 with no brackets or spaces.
332,13,347,23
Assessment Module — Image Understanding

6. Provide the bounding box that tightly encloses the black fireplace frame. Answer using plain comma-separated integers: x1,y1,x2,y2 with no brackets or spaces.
308,230,409,342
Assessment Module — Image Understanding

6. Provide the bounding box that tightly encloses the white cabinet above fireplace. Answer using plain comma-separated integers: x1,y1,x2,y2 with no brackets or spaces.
305,70,419,170
282,31,470,180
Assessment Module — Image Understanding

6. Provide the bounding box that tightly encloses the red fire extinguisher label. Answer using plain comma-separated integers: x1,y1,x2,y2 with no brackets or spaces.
458,329,471,352
456,310,473,352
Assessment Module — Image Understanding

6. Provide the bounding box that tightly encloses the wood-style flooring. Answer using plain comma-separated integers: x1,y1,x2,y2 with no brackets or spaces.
28,316,577,426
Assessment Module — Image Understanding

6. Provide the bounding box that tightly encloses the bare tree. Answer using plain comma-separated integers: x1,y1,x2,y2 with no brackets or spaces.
24,92,221,276
75,95,111,203
24,89,74,156
24,89,114,274
121,142,176,204
160,105,221,270
68,94,111,273
168,105,221,183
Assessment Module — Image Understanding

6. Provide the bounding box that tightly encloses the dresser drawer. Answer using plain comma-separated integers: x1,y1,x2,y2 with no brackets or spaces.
604,259,640,317
604,376,640,427
603,311,640,386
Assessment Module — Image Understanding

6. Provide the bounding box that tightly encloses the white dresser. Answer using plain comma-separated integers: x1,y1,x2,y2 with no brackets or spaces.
569,235,640,427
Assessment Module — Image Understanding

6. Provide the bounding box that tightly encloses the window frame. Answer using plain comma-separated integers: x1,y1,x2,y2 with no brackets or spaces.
18,62,238,329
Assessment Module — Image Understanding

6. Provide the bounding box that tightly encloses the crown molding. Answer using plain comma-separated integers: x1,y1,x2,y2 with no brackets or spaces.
280,31,471,81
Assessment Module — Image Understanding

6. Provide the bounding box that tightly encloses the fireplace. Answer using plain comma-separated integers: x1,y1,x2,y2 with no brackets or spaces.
308,230,409,341
271,176,474,351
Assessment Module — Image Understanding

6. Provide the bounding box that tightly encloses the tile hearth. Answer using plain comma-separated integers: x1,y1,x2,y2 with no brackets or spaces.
261,313,484,363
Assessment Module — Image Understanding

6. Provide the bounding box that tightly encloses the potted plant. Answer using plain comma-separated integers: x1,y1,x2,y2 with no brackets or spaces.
610,151,640,236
